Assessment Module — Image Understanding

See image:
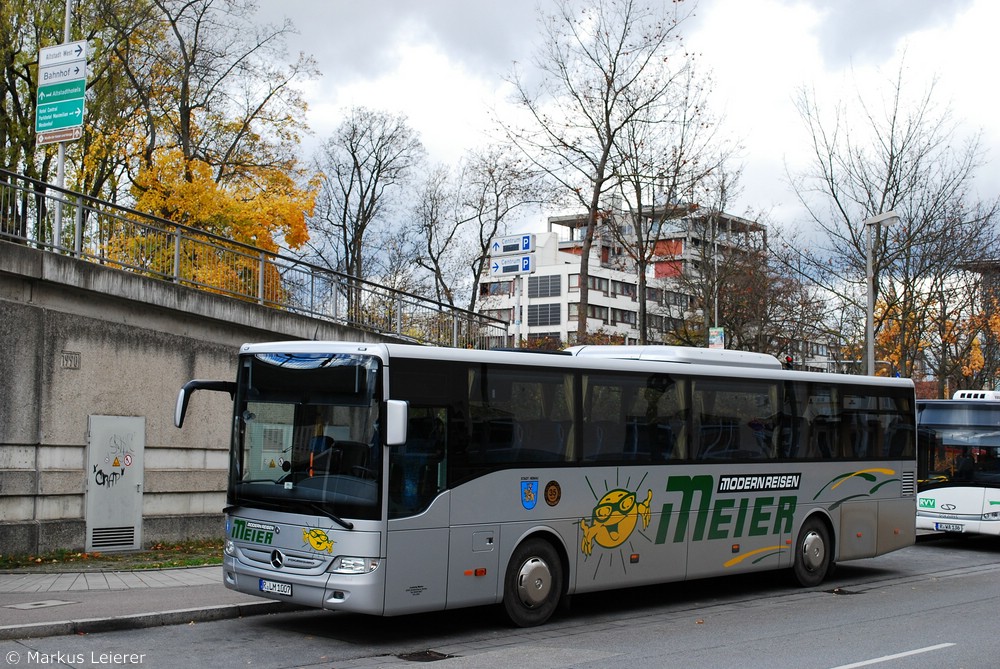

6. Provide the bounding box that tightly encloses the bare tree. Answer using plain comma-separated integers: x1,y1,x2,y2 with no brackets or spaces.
504,0,693,341
409,147,540,313
459,147,541,312
411,164,463,305
791,64,1000,379
609,61,730,343
309,107,424,281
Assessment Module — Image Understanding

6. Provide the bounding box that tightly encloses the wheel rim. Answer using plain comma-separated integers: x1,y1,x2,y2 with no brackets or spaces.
801,530,826,572
515,556,552,608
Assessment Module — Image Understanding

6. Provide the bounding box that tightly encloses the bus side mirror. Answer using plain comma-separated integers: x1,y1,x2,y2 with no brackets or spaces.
385,399,408,446
174,380,236,428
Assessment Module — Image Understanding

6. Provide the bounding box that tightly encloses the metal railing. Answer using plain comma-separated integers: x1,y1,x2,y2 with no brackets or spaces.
0,168,508,349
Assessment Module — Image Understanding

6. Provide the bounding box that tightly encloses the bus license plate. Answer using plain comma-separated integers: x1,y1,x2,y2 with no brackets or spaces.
935,523,964,533
259,578,292,596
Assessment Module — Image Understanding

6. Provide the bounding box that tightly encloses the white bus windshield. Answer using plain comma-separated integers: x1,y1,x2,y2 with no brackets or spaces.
918,401,1000,488
230,352,382,523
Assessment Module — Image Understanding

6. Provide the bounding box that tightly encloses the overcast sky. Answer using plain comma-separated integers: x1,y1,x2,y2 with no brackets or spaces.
257,0,997,233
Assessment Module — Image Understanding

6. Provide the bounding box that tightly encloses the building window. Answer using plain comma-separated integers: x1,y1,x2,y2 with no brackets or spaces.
480,280,513,296
588,276,609,294
528,303,561,327
569,274,580,292
483,308,513,322
665,291,689,308
587,305,609,323
611,308,637,326
612,281,636,299
528,274,561,298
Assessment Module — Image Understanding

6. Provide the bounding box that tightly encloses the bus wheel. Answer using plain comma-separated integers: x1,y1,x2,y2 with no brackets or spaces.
503,538,563,627
793,517,832,587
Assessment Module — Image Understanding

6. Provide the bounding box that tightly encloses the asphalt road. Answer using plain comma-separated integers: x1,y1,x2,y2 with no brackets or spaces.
3,533,999,669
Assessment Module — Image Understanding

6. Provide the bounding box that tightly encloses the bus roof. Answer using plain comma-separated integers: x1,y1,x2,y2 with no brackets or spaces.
565,344,782,370
952,390,1000,400
238,341,914,390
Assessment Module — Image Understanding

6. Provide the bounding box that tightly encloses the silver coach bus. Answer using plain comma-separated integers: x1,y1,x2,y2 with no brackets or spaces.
175,342,916,626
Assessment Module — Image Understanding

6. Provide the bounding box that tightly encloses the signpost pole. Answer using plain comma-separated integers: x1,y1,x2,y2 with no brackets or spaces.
514,275,522,347
53,0,74,248
487,234,537,347
34,1,88,250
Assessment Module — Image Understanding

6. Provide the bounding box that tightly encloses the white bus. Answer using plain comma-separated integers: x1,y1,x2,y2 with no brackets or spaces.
175,342,917,627
916,392,1000,535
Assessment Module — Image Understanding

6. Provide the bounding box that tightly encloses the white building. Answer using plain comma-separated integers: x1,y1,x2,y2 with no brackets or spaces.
478,209,836,371
479,209,754,346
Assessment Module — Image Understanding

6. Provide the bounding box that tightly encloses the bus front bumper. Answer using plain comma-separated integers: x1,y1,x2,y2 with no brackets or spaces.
223,554,386,615
915,514,1000,535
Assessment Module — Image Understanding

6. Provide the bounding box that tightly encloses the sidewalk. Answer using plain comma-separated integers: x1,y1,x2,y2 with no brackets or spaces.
0,566,300,640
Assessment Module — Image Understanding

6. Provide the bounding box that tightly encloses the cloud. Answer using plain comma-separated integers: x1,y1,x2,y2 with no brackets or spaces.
258,0,1000,229
800,0,974,69
261,1,538,88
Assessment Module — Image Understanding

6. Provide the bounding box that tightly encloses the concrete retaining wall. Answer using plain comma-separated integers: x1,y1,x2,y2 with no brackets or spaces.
0,241,398,554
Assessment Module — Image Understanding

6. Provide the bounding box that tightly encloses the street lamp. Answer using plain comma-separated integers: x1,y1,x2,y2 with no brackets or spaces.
864,211,899,376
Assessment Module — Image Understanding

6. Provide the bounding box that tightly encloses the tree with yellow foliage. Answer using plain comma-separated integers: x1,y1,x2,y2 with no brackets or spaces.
123,148,315,302
3,0,317,255
120,0,318,248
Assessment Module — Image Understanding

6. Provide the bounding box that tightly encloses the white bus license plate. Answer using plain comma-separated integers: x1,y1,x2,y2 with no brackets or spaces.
935,522,964,533
259,578,292,596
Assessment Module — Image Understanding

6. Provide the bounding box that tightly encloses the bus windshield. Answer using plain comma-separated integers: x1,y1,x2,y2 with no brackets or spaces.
918,401,1000,487
230,352,382,523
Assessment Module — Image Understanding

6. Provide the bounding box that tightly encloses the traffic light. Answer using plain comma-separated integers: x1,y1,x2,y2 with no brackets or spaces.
784,355,794,370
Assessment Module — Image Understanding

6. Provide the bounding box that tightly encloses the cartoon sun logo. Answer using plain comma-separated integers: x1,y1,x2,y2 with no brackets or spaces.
303,527,335,553
580,478,653,556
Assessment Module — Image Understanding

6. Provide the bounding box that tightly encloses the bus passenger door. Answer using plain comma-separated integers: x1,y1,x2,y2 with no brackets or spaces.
447,525,500,608
384,407,452,614
384,513,450,615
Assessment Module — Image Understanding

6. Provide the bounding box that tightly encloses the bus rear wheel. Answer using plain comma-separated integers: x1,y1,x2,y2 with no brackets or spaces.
793,517,832,587
503,538,563,627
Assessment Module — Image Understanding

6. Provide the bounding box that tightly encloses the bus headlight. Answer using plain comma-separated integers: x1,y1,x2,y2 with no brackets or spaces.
224,539,237,556
329,556,380,574
982,511,1000,521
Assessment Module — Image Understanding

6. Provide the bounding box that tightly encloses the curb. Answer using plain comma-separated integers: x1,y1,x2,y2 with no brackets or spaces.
0,600,303,641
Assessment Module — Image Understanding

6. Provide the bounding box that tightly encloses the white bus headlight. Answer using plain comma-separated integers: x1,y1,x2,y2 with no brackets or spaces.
224,539,237,556
982,511,1000,521
330,556,380,574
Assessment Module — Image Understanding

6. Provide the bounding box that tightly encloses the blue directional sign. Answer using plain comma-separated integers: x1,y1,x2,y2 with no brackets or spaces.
490,255,535,276
490,234,535,257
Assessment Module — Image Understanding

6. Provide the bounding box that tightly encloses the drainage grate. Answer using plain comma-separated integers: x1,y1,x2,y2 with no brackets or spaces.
398,650,454,662
5,600,78,610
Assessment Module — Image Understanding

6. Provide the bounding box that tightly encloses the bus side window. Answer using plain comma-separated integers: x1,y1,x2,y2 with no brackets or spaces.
692,381,776,461
802,388,840,459
582,381,622,461
508,373,573,462
390,407,447,515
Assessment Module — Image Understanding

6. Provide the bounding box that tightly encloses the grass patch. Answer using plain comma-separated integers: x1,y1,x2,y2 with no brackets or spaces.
0,539,224,572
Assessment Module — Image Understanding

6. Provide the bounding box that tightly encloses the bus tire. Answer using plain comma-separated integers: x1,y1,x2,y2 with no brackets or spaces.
502,538,563,627
793,516,832,587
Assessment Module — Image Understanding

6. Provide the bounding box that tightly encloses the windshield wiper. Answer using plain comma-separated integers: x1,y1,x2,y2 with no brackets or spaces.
308,502,354,530
231,485,355,530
